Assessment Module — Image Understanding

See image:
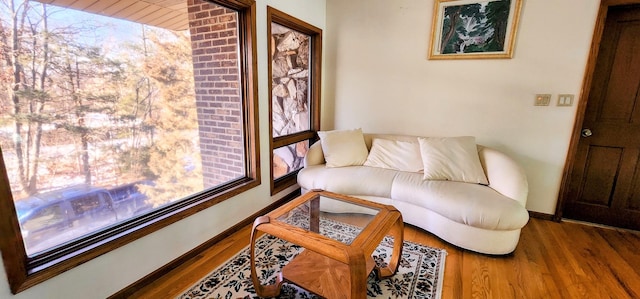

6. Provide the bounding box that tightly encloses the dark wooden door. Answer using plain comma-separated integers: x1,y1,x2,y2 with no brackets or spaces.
564,5,640,230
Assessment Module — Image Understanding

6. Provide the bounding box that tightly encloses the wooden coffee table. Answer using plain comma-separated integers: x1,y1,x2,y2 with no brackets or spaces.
250,190,404,299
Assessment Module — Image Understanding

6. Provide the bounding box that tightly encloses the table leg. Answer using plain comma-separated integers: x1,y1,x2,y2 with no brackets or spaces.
375,213,404,278
250,216,284,297
310,196,320,233
347,248,368,299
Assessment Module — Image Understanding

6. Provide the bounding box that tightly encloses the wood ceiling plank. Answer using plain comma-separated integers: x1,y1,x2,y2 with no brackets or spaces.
45,0,81,8
84,0,119,14
35,0,188,31
124,6,163,26
66,0,96,10
154,11,189,31
114,2,152,20
150,0,182,6
132,8,175,23
32,0,56,4
139,10,189,30
165,4,185,11
99,1,134,16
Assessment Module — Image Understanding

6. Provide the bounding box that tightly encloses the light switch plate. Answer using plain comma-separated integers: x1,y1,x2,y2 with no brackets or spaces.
534,94,551,106
557,94,574,106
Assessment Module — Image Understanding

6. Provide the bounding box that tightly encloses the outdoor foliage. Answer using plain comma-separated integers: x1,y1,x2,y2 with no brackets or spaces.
440,0,511,54
0,0,201,207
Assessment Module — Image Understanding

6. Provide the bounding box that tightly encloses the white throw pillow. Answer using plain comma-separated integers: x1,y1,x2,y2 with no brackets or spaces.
318,128,369,167
364,138,423,173
418,136,488,185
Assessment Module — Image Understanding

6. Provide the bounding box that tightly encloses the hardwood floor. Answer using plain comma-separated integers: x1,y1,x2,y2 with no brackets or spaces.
124,218,640,299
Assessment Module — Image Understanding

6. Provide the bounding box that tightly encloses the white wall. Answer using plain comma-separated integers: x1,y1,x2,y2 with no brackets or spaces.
0,1,326,298
324,0,600,214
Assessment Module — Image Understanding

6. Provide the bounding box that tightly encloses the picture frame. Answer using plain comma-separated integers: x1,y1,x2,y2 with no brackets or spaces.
428,0,523,60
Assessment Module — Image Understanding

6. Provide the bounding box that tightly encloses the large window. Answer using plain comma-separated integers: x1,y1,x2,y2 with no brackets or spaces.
268,7,322,194
0,0,259,293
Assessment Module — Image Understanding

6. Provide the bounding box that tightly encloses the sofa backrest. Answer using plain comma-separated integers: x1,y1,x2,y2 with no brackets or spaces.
362,133,420,150
304,132,528,206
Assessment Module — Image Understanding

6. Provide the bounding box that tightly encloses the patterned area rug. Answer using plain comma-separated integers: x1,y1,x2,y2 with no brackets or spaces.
178,217,447,299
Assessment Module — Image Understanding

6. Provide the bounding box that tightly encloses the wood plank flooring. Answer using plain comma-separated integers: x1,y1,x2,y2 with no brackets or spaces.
124,218,640,299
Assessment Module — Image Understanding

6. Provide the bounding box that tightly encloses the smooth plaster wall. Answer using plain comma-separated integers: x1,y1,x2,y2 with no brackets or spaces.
324,0,600,214
0,1,325,298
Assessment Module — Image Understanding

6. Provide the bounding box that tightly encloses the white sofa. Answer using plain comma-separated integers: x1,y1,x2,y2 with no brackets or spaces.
297,132,529,255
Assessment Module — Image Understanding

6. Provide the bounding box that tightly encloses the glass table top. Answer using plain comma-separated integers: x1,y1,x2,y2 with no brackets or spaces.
274,195,380,245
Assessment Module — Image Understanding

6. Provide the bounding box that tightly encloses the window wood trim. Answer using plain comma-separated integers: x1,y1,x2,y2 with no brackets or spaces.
267,6,322,195
0,0,260,293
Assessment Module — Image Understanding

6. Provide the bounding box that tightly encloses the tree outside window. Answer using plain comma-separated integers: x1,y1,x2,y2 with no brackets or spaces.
0,0,259,293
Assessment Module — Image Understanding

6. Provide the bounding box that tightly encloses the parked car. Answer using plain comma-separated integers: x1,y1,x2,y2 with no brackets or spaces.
15,182,152,253
108,181,154,217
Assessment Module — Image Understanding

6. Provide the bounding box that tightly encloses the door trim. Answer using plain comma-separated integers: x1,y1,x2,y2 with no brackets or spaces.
555,0,640,221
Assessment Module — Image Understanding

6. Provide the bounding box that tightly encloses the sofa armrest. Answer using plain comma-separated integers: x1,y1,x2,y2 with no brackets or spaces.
478,146,529,207
304,141,326,167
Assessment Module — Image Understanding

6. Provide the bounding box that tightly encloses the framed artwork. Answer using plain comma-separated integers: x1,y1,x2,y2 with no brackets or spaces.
428,0,523,59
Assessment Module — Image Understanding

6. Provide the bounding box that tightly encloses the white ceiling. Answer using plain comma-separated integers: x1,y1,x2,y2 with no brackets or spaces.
34,0,189,31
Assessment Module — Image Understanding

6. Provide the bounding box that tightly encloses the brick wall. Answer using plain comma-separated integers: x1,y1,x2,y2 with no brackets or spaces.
187,0,244,188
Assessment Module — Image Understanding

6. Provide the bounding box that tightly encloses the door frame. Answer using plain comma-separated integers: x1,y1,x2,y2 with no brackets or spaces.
555,0,640,221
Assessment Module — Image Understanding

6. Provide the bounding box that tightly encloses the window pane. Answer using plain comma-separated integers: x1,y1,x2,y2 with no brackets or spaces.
271,23,312,138
0,1,244,256
273,141,309,179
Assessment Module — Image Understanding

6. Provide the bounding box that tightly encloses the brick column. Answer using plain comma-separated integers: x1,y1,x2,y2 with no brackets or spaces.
188,0,244,188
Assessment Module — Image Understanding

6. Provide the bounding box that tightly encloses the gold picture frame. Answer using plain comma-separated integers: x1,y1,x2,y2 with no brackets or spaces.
428,0,523,60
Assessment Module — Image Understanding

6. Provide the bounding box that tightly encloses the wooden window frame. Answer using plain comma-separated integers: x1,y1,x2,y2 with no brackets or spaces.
267,6,322,195
0,0,260,294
